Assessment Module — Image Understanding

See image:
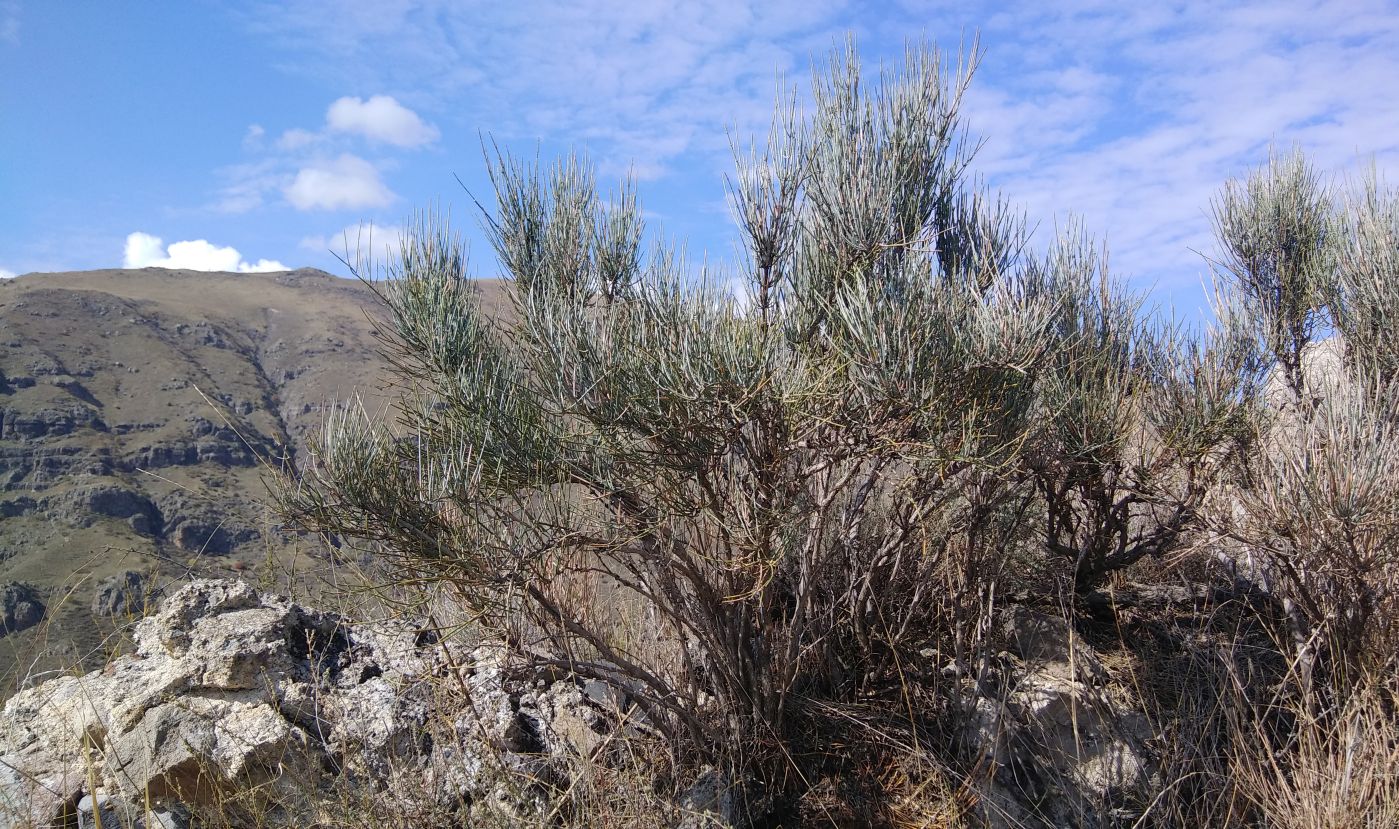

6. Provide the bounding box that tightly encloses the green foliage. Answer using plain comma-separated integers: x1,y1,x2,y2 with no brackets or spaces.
1330,170,1399,380
1211,148,1334,405
1018,230,1261,589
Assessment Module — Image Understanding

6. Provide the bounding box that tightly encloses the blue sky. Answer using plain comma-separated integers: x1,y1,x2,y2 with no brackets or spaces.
2,1,1398,315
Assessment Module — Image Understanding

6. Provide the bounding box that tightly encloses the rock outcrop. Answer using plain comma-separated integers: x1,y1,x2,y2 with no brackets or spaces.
91,570,161,618
0,579,1155,829
968,606,1157,829
0,580,638,828
0,583,44,636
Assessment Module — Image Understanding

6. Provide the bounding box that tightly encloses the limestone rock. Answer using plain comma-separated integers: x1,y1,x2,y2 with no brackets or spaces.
74,483,158,522
91,570,160,617
0,579,625,828
1,403,105,440
75,792,123,829
0,582,44,636
0,496,35,518
972,606,1156,829
107,698,313,801
155,491,260,554
677,767,739,828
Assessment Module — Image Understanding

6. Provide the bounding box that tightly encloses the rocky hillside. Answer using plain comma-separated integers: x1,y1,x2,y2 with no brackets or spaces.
0,268,501,693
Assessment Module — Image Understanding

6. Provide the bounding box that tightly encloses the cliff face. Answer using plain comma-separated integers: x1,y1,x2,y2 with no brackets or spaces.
0,267,405,689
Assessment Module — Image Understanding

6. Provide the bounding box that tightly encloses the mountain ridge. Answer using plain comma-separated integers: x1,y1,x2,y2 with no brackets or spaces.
0,267,505,692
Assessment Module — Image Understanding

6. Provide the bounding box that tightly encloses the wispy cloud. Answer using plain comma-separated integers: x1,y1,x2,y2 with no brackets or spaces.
0,0,19,45
241,0,847,178
232,0,1399,306
123,232,287,273
211,159,287,214
242,124,266,151
955,0,1399,301
299,221,407,266
0,267,17,280
276,127,320,152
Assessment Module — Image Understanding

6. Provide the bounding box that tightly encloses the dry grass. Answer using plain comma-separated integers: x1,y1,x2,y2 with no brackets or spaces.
1230,685,1399,829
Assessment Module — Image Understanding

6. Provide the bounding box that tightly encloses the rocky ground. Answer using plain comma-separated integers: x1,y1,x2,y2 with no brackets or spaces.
0,578,1169,829
0,580,690,828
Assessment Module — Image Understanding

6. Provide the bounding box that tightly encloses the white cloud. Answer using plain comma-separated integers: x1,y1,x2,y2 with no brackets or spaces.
242,124,266,151
300,221,407,265
241,0,841,179
277,127,321,151
326,95,439,147
0,268,17,279
122,232,288,273
284,154,395,211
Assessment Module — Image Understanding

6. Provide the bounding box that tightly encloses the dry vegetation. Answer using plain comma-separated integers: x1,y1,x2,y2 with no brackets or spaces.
17,40,1399,829
276,42,1399,827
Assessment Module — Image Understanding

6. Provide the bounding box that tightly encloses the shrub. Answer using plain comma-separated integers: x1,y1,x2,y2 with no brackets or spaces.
276,39,1391,823
1209,155,1399,697
1214,367,1399,692
1018,236,1262,591
1210,148,1334,409
1330,169,1399,380
280,42,1058,796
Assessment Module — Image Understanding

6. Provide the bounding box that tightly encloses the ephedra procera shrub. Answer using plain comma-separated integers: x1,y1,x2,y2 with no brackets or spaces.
281,43,1052,794
1209,152,1399,696
277,40,1391,822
